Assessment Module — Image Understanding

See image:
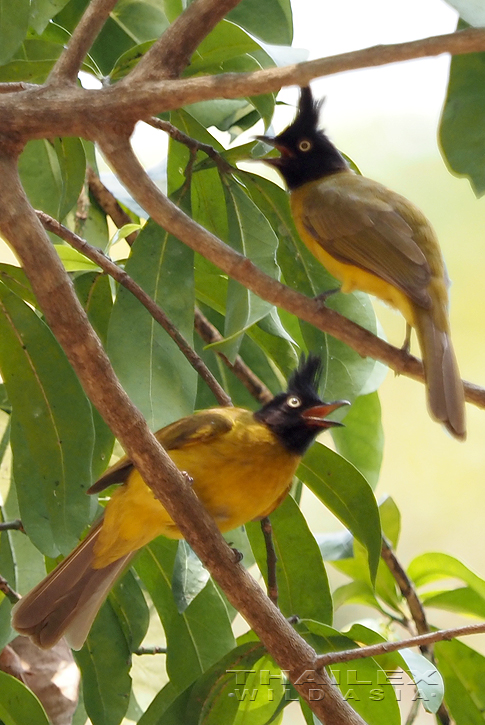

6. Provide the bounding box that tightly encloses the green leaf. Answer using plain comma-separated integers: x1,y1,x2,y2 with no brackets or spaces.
421,586,485,619
186,20,260,76
246,495,333,624
30,0,73,34
0,264,37,308
378,495,400,549
109,568,150,652
0,671,50,725
408,552,485,600
107,217,197,430
227,0,293,45
0,282,95,556
440,20,485,196
172,541,210,614
400,649,444,714
0,0,30,64
53,136,86,219
75,598,132,725
331,391,383,489
298,442,381,583
54,244,100,272
74,272,113,348
184,641,268,725
219,179,280,360
18,140,63,219
435,638,485,724
166,579,236,690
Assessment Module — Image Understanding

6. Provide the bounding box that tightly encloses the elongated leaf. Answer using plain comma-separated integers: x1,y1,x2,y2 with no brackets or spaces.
30,0,73,34
186,20,260,76
227,0,293,45
75,599,132,725
298,442,381,582
166,579,236,690
421,586,485,619
0,283,94,555
54,245,100,272
53,136,86,219
172,541,210,614
246,495,332,624
0,264,37,308
0,671,50,725
331,391,383,489
185,641,267,725
109,569,150,651
18,140,62,219
440,20,485,196
107,217,197,431
221,179,280,360
435,638,485,724
0,0,30,64
408,552,485,600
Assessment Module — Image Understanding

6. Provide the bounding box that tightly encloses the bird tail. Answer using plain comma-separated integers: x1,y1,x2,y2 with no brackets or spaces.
12,518,134,650
414,308,466,440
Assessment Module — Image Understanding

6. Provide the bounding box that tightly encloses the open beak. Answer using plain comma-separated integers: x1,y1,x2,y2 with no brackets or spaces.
302,400,350,428
255,135,289,167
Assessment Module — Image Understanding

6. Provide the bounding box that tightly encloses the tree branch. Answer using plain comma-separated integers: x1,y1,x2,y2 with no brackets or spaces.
48,0,119,85
86,166,139,246
37,211,232,407
315,621,485,668
96,131,485,412
0,146,364,725
3,28,485,138
124,0,243,82
0,575,20,604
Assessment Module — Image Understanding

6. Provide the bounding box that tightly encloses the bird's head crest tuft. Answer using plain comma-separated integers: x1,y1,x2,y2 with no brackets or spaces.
287,353,323,398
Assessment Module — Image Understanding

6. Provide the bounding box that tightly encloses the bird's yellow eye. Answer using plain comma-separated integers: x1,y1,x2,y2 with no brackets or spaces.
287,395,301,408
298,139,312,152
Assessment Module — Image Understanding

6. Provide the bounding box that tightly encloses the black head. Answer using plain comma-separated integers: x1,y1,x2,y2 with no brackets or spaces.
257,86,348,190
254,354,349,456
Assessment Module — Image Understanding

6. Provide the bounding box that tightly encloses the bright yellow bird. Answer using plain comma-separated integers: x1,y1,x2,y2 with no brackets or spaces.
12,355,347,650
258,86,465,440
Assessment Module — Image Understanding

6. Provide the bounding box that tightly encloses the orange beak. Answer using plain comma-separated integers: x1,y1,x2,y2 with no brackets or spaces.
302,400,350,428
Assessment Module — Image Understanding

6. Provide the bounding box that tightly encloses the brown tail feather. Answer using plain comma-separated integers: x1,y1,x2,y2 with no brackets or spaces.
12,518,133,650
415,309,466,440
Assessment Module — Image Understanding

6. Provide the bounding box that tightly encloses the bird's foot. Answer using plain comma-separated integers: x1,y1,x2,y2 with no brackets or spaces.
314,287,341,305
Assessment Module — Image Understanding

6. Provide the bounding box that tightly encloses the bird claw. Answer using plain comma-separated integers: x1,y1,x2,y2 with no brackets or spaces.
314,286,341,305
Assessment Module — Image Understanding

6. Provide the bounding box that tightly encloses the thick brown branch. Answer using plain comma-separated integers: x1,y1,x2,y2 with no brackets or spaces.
48,0,119,84
37,212,232,407
3,28,485,138
97,132,485,412
194,308,273,404
125,0,243,82
315,621,485,667
0,145,366,725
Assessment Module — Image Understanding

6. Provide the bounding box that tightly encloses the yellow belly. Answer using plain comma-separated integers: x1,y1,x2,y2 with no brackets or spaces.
93,418,299,567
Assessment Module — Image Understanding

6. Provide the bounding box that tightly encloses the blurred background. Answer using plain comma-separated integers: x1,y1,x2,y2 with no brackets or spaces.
1,0,484,721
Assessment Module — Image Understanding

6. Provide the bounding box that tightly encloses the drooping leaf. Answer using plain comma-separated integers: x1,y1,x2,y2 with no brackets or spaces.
227,0,293,45
246,495,333,624
172,541,210,614
0,282,94,556
408,552,485,600
30,0,73,34
53,136,86,219
108,568,150,652
107,216,197,431
298,442,381,583
440,19,485,196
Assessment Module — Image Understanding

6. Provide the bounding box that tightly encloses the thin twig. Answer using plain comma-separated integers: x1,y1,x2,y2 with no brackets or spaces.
86,167,139,246
135,646,167,655
48,0,119,84
147,117,232,174
0,519,24,532
194,308,273,405
0,575,20,604
260,517,278,605
381,539,452,725
36,212,232,407
315,621,485,668
96,131,485,413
